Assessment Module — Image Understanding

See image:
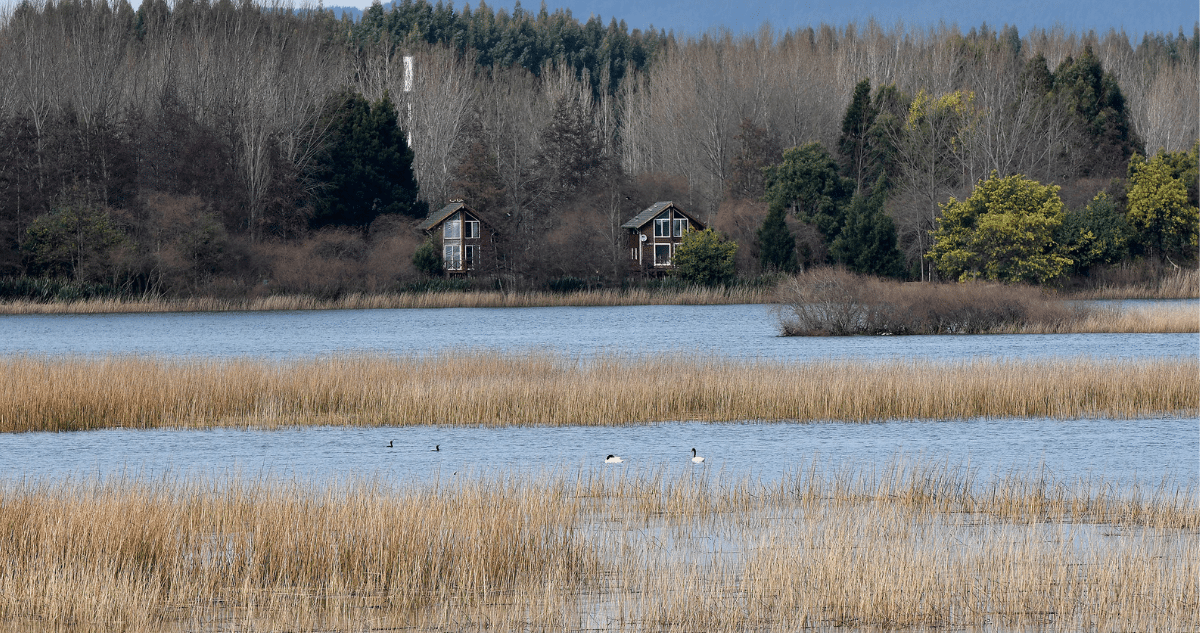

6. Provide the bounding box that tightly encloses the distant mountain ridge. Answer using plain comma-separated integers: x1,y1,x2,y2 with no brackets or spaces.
323,4,365,21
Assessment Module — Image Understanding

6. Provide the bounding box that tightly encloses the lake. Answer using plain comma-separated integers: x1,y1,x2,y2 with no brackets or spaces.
1,302,1196,489
2,416,1195,491
1,302,1196,360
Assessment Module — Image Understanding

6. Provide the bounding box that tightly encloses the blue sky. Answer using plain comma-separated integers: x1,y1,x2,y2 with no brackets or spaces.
320,0,1195,39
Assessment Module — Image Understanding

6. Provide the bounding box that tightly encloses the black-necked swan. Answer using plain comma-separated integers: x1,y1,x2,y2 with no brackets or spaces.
605,454,624,463
691,448,704,463
432,445,440,452
387,440,394,448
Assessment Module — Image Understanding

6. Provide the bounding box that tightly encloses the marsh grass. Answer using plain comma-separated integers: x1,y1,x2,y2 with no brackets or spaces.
0,459,1195,631
0,286,769,315
1067,267,1200,300
776,268,1198,335
1,353,1195,432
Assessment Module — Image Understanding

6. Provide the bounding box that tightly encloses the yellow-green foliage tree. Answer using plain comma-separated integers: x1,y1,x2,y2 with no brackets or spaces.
672,228,738,286
928,172,1071,284
1125,150,1199,264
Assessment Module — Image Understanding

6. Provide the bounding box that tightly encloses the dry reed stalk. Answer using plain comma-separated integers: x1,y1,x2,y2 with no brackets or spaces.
0,461,1193,631
0,286,770,315
1067,268,1200,300
1,353,1195,432
0,473,596,630
1006,303,1199,333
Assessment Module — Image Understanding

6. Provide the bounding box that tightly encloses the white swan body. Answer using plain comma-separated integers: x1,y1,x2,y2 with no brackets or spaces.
605,454,624,463
691,448,704,463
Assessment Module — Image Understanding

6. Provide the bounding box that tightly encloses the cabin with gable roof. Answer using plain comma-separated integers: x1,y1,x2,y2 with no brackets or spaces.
418,200,495,275
621,201,706,272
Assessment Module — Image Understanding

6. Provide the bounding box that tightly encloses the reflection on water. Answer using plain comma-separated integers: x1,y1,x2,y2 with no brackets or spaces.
0,303,1196,360
2,416,1194,490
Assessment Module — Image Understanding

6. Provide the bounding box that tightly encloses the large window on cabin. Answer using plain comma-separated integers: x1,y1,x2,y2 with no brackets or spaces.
444,244,462,270
444,219,461,239
464,220,479,239
673,218,688,237
653,243,672,266
464,244,476,267
654,214,671,238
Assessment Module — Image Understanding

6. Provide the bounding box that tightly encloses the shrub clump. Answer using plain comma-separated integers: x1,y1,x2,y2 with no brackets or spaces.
775,267,1088,335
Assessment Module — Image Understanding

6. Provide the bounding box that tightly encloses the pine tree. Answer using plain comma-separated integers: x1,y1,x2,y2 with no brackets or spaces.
829,184,905,278
757,205,797,273
838,78,878,193
311,90,424,229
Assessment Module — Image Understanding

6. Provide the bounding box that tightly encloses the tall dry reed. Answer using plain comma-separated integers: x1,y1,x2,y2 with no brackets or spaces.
1,353,1195,432
0,286,770,315
0,460,1194,631
776,268,1198,335
1067,267,1200,300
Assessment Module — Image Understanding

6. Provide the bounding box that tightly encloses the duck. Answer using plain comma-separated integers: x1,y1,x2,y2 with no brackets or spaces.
432,445,440,452
605,454,624,463
691,448,704,464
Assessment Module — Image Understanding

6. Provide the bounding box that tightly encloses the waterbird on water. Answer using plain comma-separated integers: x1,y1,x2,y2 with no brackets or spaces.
605,454,623,463
387,440,393,448
432,445,440,452
691,448,704,463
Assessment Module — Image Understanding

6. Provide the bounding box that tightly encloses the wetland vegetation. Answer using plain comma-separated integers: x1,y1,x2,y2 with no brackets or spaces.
2,352,1195,433
775,268,1199,335
0,459,1194,631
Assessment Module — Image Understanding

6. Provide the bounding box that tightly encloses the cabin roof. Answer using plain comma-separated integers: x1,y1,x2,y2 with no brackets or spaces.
419,201,473,231
620,201,705,230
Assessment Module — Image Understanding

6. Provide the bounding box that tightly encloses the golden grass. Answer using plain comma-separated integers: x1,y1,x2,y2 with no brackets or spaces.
0,460,1195,631
776,268,1199,335
0,286,770,315
0,352,1195,432
1002,303,1199,333
1067,267,1200,300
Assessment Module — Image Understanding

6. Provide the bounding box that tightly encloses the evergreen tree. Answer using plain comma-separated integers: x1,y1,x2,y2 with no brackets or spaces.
311,90,424,229
929,172,1071,284
1051,47,1142,177
838,78,878,193
1125,151,1199,263
412,238,444,277
1056,192,1132,274
829,183,905,278
672,228,737,286
756,205,797,272
763,142,855,251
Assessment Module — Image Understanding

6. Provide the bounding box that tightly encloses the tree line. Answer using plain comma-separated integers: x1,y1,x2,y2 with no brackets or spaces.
0,0,1194,299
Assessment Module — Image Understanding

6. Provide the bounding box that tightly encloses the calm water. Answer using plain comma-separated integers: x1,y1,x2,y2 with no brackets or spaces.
2,417,1195,490
1,302,1196,487
0,303,1196,360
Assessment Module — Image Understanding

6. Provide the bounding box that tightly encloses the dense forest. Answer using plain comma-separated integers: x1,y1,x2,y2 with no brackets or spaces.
0,0,1195,298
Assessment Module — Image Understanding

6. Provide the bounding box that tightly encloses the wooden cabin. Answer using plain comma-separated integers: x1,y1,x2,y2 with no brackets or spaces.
621,201,706,272
418,201,494,275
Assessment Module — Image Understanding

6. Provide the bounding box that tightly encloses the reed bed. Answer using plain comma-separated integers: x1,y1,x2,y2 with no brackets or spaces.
0,286,769,315
1,352,1196,432
1005,303,1199,333
776,268,1199,335
1067,267,1200,300
0,460,1195,631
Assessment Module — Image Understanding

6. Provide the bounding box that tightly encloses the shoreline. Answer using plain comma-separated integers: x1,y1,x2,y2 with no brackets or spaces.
0,275,1195,316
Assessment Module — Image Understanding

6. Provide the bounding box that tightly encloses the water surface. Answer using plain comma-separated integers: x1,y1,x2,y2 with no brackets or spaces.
4,417,1194,490
2,303,1195,360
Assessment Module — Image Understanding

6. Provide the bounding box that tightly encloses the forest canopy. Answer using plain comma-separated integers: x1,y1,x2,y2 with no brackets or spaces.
0,0,1195,297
